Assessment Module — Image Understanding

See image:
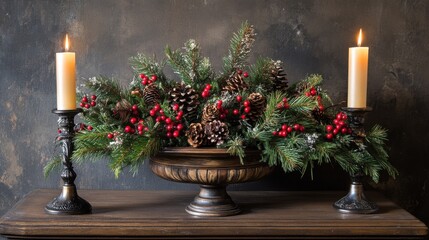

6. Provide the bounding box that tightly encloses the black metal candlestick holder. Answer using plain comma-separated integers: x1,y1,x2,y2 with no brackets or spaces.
333,107,379,214
45,108,92,215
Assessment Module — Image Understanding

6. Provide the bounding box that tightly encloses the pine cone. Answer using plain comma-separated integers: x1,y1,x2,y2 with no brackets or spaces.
247,93,266,123
204,120,229,146
131,87,143,98
201,104,220,124
186,123,206,147
112,99,131,122
169,83,200,120
143,83,160,106
223,72,248,93
270,60,288,92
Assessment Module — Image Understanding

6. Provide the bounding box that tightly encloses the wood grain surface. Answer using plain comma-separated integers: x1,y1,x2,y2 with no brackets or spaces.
0,189,427,239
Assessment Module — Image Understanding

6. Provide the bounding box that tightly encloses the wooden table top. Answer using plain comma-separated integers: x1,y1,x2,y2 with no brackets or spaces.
0,189,427,239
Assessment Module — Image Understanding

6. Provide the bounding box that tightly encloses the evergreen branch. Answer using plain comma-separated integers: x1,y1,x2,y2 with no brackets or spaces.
43,156,62,178
225,136,246,164
129,53,167,85
82,76,124,102
221,21,255,80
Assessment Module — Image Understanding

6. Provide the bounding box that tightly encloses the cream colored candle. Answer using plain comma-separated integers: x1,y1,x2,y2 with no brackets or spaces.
347,29,369,108
56,34,76,110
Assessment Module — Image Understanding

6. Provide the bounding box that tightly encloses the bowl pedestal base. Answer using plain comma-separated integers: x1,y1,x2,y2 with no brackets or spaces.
186,185,240,217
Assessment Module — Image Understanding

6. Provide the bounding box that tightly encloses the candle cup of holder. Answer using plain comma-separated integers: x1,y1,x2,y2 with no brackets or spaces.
333,107,379,214
45,109,92,215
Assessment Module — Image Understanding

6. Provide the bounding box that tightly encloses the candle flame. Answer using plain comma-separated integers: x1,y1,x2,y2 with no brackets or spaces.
357,28,363,47
65,34,70,51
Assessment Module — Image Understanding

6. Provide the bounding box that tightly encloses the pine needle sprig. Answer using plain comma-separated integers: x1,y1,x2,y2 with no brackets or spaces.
221,21,255,81
129,53,167,85
225,136,246,164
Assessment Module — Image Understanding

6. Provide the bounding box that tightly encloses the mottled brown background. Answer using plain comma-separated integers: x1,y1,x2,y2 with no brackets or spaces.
1,0,428,228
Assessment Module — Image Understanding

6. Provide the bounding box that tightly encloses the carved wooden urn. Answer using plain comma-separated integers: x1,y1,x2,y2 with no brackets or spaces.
150,147,273,217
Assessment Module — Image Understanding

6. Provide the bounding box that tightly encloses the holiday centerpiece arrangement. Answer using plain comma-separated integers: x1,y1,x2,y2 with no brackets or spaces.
46,22,397,216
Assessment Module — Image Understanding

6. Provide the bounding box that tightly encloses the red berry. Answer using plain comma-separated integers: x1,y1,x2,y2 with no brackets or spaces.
137,124,144,131
348,128,352,134
160,115,166,121
79,102,85,107
82,96,88,103
277,103,284,109
282,98,288,103
149,109,156,116
318,105,324,111
310,88,317,96
201,90,209,98
84,103,90,109
342,114,348,120
91,95,97,101
281,124,287,131
173,130,180,138
336,113,343,120
293,124,300,131
166,132,172,138
287,127,293,133
284,103,290,109
130,128,135,134
341,127,348,134
138,131,143,135
155,116,162,122
90,101,96,107
272,131,278,136
107,133,114,139
326,125,333,132
178,111,184,117
177,124,183,131
130,117,137,124
333,119,339,125
244,107,251,113
57,129,62,134
151,75,157,81
139,73,146,79
159,109,165,115
175,116,181,121
132,104,138,111
153,104,161,112
338,120,345,127
237,69,243,75
205,83,212,90
236,95,242,102
172,104,180,111
300,126,305,132
240,114,246,120
144,127,149,131
217,100,223,106
326,133,333,140
166,125,173,131
233,109,239,115
243,72,249,78
165,118,172,124
124,126,132,133
333,129,339,135
142,79,148,85
243,100,250,107
220,114,226,119
305,92,311,97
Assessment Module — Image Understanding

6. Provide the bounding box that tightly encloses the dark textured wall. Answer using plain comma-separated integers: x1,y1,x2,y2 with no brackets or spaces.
1,0,429,227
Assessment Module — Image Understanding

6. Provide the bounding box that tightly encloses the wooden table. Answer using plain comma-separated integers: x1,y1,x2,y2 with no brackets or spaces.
0,189,427,239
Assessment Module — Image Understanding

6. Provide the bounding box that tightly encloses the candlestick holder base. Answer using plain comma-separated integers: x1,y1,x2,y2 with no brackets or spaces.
333,107,378,214
333,172,378,214
45,109,92,215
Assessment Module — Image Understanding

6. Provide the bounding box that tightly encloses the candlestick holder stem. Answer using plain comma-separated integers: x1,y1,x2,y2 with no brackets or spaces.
333,107,378,214
45,108,92,215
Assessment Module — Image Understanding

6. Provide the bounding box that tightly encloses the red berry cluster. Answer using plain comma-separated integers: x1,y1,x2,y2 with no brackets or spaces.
236,69,249,78
276,97,290,110
79,95,97,109
226,95,249,120
201,84,212,98
325,112,352,140
272,123,305,138
140,74,158,86
215,100,229,120
305,87,324,111
150,103,184,138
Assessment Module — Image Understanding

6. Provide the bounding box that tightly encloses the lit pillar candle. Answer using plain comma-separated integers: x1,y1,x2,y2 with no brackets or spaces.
347,29,369,108
56,34,76,110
